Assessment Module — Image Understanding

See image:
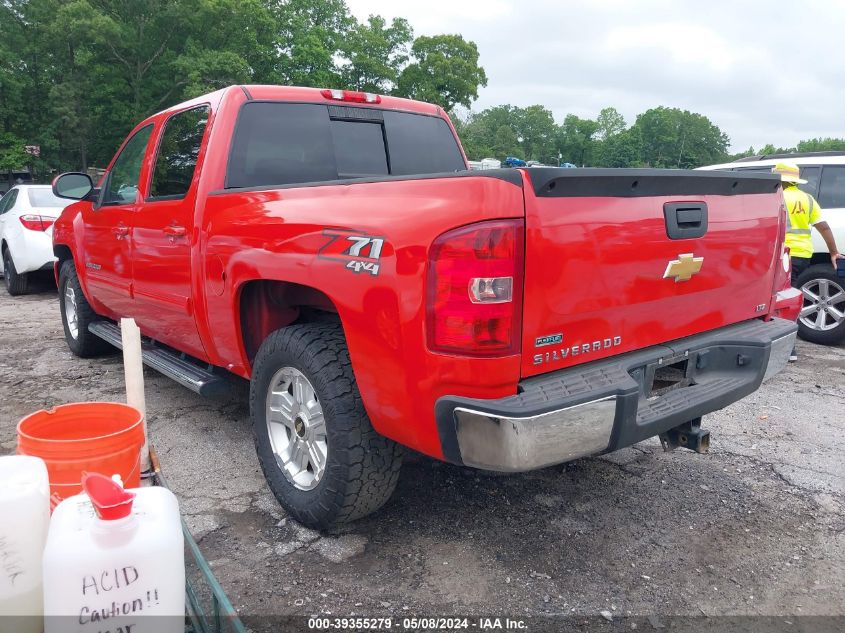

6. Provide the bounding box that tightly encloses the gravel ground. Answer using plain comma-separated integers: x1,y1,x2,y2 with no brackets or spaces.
1,279,844,631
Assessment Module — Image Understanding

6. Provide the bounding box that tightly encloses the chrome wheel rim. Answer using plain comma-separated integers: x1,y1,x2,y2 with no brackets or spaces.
265,367,327,491
64,286,79,339
800,278,845,332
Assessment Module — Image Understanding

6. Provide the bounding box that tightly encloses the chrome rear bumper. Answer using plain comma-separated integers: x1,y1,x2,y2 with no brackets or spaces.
453,397,617,472
436,318,798,472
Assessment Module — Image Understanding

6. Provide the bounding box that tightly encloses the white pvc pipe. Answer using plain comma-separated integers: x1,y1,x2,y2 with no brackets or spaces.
120,318,150,472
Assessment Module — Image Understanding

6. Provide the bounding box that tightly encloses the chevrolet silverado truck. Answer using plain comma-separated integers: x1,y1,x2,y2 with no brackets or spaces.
52,85,802,529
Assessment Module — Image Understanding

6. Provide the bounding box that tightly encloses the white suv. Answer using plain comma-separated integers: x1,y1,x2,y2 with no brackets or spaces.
701,152,845,345
0,185,73,295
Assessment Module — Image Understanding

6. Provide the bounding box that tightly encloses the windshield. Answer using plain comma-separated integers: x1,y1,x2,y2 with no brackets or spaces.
28,188,67,207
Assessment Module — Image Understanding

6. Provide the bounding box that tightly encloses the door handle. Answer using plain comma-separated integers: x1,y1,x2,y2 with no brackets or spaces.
112,225,129,239
664,202,708,240
163,225,186,238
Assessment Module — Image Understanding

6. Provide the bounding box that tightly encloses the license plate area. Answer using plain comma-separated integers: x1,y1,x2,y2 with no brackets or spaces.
642,353,696,399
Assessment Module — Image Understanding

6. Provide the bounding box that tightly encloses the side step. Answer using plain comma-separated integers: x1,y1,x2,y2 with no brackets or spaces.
88,321,231,397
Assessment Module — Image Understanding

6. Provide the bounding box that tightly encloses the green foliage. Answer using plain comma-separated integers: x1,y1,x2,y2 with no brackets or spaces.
595,106,625,141
557,114,598,166
795,138,845,153
395,35,487,112
457,104,557,163
0,132,29,172
340,15,413,93
596,128,642,167
631,106,729,168
0,0,486,176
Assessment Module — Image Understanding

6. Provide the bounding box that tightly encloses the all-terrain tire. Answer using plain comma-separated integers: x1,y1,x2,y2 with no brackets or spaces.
796,264,845,345
58,260,112,357
250,322,403,529
3,247,29,296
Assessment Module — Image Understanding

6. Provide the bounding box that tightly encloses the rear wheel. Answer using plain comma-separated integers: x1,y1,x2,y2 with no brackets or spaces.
3,248,29,296
58,260,112,357
796,264,845,345
250,322,403,529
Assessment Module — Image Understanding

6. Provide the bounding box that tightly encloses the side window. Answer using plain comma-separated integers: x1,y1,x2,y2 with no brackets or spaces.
149,105,210,200
798,166,821,197
0,189,19,214
818,166,845,209
101,125,154,205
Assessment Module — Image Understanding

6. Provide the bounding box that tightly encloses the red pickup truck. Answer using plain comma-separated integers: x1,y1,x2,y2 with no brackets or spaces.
52,85,802,528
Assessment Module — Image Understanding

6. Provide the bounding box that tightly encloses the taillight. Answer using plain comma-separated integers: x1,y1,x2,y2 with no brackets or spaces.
426,219,524,357
19,215,55,231
320,88,381,104
772,196,791,292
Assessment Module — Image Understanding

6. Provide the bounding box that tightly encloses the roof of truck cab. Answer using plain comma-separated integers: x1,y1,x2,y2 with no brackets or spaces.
238,85,443,116
152,85,443,122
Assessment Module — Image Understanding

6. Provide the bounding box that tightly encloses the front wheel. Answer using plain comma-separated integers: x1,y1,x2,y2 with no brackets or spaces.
58,260,112,357
3,248,29,296
250,322,403,529
796,264,845,345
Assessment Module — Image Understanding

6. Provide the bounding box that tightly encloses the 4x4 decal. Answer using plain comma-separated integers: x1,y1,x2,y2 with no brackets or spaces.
318,229,385,276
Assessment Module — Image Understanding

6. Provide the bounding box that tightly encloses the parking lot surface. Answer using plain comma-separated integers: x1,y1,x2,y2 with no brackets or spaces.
1,283,844,629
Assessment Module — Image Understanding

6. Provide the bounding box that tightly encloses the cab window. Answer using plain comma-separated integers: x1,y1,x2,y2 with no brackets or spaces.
149,106,210,200
101,125,154,206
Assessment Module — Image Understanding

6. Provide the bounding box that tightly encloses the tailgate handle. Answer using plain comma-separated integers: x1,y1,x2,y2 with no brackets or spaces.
664,202,708,240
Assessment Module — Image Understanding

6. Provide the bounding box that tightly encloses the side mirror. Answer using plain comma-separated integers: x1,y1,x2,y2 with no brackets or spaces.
52,172,95,200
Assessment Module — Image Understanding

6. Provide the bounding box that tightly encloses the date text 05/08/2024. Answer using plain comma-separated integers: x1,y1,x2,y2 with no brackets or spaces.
308,617,528,630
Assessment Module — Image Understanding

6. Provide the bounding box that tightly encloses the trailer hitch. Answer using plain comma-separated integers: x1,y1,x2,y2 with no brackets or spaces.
659,417,710,454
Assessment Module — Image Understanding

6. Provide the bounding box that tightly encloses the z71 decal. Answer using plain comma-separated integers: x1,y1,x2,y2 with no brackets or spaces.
318,229,385,276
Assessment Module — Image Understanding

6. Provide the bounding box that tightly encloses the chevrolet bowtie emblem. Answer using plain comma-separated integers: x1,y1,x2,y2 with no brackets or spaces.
663,253,703,282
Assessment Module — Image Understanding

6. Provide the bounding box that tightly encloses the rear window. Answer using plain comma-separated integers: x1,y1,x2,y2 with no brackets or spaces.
226,102,465,189
28,188,66,207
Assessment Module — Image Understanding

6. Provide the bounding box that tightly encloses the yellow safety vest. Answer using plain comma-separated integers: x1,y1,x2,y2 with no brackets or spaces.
783,185,822,259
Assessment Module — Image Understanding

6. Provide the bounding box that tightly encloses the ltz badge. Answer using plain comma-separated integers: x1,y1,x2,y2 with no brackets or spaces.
533,335,622,365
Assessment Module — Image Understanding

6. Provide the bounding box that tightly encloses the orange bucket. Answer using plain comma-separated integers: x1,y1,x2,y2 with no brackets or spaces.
16,402,145,503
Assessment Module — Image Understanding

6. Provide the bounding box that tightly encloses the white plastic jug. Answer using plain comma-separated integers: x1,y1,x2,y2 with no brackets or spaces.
43,473,185,633
0,455,50,633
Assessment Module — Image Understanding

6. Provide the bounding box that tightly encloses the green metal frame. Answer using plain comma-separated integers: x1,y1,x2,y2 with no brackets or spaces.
150,467,246,633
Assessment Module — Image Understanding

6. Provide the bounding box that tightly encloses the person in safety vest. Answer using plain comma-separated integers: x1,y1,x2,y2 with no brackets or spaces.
772,162,844,361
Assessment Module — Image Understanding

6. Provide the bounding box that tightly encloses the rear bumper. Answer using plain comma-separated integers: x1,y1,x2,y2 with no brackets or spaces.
435,318,797,472
9,229,56,274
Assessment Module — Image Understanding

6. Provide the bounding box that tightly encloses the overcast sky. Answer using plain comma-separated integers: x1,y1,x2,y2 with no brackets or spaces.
346,0,843,151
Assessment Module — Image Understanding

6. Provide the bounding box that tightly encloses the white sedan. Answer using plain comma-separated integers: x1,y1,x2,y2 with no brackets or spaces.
0,185,74,295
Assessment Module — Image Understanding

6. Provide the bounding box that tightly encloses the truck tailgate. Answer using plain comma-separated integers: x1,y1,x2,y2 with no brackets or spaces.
520,168,784,378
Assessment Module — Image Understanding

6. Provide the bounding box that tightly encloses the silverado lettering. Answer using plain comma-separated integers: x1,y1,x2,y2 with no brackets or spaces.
51,85,803,529
533,336,624,365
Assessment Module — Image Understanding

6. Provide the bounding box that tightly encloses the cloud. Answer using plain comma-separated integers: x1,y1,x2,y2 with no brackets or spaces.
345,0,845,151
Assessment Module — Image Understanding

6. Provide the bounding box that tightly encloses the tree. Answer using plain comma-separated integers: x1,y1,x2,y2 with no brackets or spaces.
796,138,845,152
396,34,487,111
270,0,351,87
0,0,487,173
455,105,556,162
595,128,642,167
0,132,29,186
340,15,412,93
516,105,557,163
492,125,521,159
595,106,625,142
557,114,598,166
631,106,728,168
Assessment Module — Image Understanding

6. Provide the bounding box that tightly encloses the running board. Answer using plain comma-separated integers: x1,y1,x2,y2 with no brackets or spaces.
88,321,230,397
